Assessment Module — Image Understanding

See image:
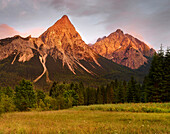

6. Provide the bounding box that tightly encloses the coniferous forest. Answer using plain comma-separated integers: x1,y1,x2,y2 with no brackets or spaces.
0,47,169,113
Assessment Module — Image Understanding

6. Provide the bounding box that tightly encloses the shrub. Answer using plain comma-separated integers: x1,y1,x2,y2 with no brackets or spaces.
14,79,36,111
0,94,15,112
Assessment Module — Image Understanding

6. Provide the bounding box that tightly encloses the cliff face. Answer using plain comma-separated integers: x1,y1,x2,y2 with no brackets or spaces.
39,15,100,74
91,29,155,69
0,35,37,62
0,15,155,85
0,15,101,83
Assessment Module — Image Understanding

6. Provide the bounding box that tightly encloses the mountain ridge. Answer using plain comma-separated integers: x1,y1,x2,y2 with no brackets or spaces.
0,15,154,87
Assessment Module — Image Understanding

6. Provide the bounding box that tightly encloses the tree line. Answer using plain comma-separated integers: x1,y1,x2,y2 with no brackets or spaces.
0,78,142,113
0,46,169,114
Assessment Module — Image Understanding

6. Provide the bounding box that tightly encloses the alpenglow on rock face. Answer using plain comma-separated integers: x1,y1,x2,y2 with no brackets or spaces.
0,15,155,86
0,15,101,83
39,15,100,74
91,29,155,69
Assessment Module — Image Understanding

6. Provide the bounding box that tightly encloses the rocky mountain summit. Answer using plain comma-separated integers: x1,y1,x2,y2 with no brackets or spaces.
91,29,155,69
0,15,101,83
39,15,100,74
0,15,155,86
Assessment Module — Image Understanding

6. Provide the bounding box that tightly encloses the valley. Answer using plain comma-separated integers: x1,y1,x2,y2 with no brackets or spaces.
0,1,169,134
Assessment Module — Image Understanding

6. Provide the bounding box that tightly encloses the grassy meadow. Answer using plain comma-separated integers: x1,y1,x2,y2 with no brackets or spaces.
0,103,170,134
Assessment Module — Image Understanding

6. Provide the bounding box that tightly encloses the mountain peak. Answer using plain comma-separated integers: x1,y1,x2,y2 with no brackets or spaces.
52,15,73,28
40,15,77,43
115,29,123,34
61,15,69,20
92,29,155,69
58,15,70,23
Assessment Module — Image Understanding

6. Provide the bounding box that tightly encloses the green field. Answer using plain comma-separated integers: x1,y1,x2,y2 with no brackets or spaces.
73,103,170,113
0,103,170,134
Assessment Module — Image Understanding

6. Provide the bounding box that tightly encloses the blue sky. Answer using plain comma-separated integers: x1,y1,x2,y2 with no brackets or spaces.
0,0,170,50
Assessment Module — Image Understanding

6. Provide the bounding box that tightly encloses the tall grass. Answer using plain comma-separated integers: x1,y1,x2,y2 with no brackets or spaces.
72,103,170,113
0,109,169,134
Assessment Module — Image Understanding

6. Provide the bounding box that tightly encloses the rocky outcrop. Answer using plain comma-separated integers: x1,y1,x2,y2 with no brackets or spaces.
91,29,155,69
39,15,100,74
0,15,156,84
0,15,100,82
0,15,155,86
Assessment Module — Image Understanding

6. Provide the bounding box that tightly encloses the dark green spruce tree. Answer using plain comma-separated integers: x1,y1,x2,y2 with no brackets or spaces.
144,44,170,102
163,47,170,102
148,45,164,102
96,87,103,104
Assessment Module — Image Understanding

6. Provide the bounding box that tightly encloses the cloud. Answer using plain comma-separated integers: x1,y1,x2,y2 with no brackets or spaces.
0,24,45,39
0,24,20,39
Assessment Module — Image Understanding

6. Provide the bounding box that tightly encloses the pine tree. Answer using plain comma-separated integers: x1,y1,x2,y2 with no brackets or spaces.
144,44,169,102
136,83,141,103
100,85,106,104
86,87,96,105
141,76,149,102
156,45,165,101
118,81,123,103
83,87,88,105
110,84,114,103
122,80,127,103
110,81,115,103
49,82,64,98
78,91,84,105
146,53,158,102
127,77,135,102
113,79,119,103
163,47,170,102
106,84,111,103
77,82,84,105
86,87,90,105
49,81,57,97
73,83,79,93
147,46,164,102
78,82,84,90
96,87,103,104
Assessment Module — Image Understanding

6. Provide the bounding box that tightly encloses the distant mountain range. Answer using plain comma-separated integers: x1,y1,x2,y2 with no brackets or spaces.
0,15,155,88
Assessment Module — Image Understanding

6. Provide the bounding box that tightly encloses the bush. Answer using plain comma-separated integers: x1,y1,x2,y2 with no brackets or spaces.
73,103,170,113
36,99,46,111
0,94,15,113
44,96,58,110
14,79,36,111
